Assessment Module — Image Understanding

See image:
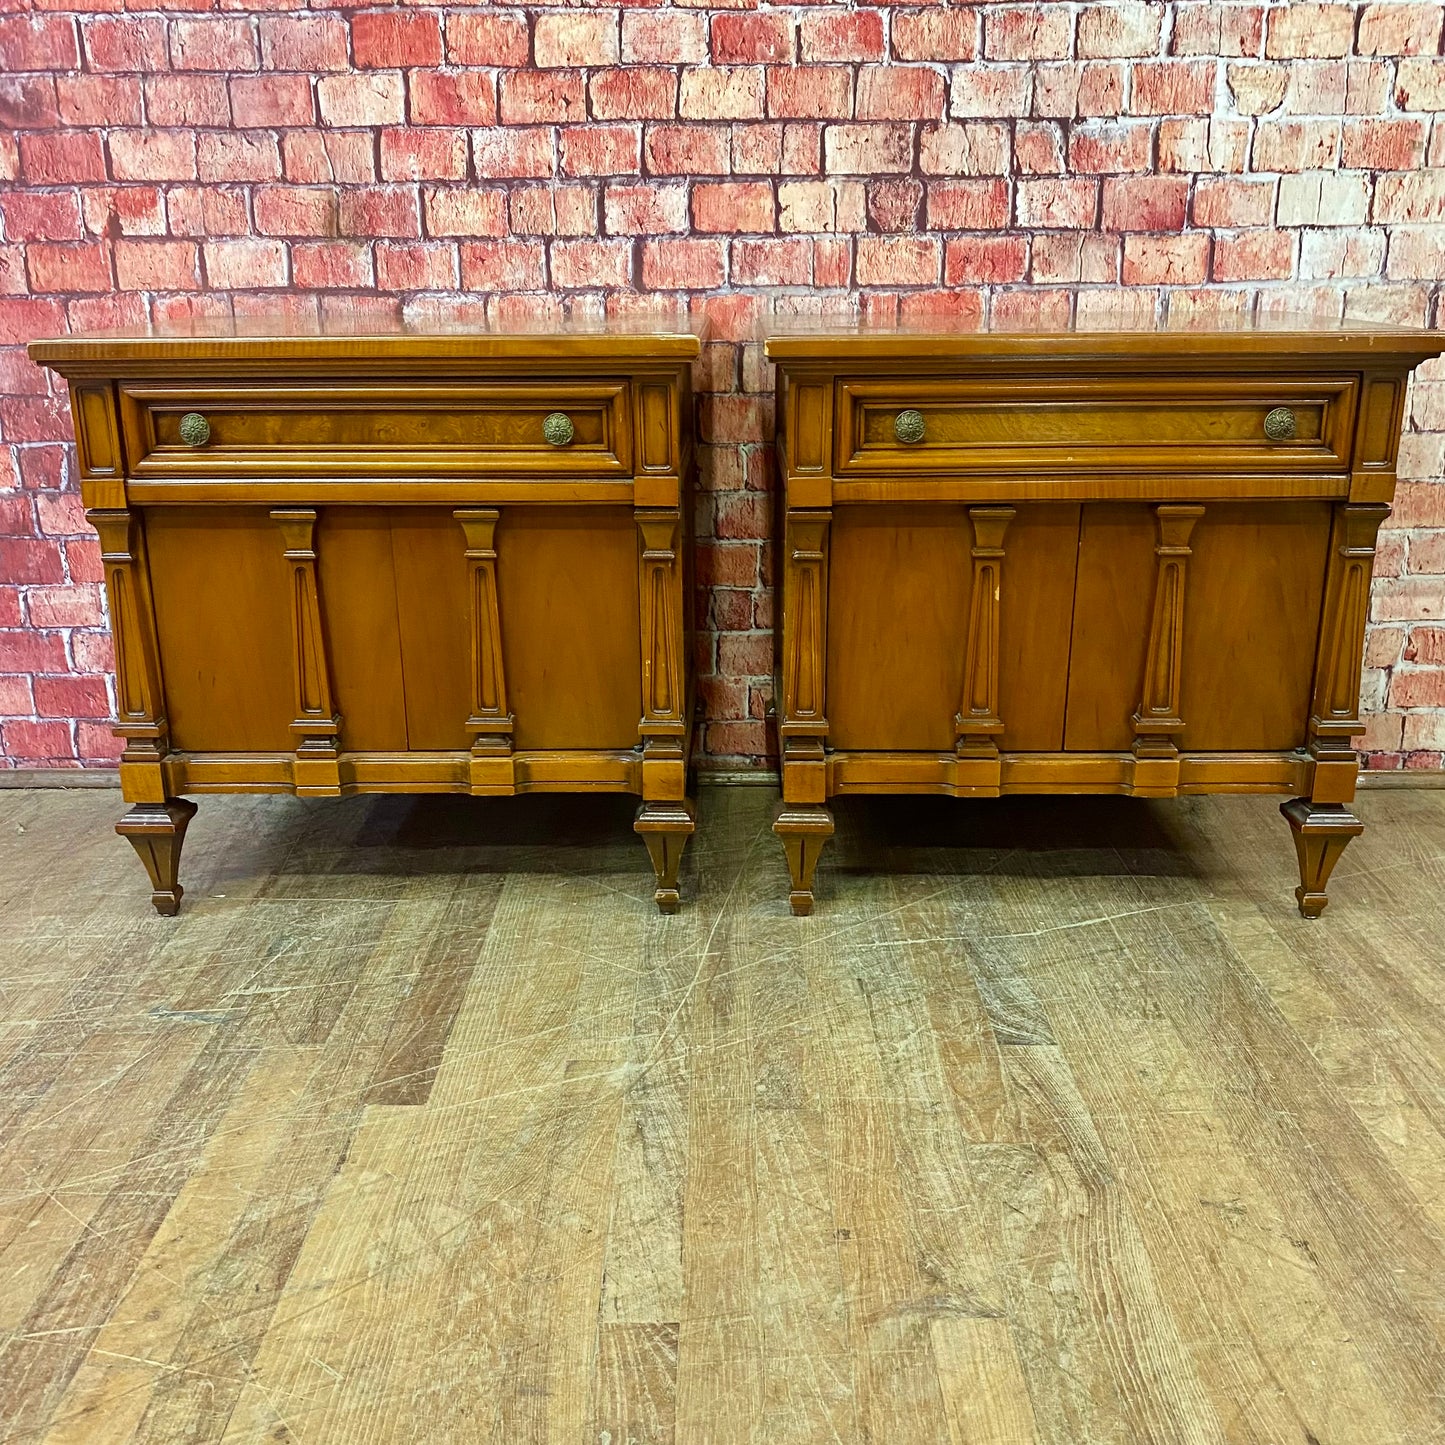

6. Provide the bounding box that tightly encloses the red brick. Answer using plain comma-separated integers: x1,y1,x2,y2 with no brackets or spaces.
409,71,496,127
1342,118,1426,170
1,719,73,762
354,12,443,69
893,11,978,62
198,132,280,183
623,12,707,65
424,187,508,237
645,125,731,176
203,237,288,289
376,242,457,292
551,239,630,289
57,76,141,128
35,673,109,719
1131,60,1215,114
318,73,405,127
1396,58,1445,111
1267,4,1355,57
604,183,688,235
1213,230,1294,280
693,181,775,233
1015,121,1064,174
1016,177,1098,228
1122,232,1209,284
927,178,1010,230
259,15,349,72
71,631,113,675
0,79,56,138
232,74,315,128
1192,177,1275,227
1375,171,1445,224
945,233,1027,283
1101,176,1188,230
171,18,258,72
77,722,124,763
1252,119,1341,171
824,123,912,174
642,238,726,290
767,66,853,120
983,6,1073,60
535,13,619,68
0,192,82,242
1078,4,1163,58
866,178,922,232
1389,668,1445,708
292,242,373,289
471,127,554,181
1034,61,1126,118
856,66,945,120
713,14,792,64
778,179,864,232
109,130,198,182
680,66,765,120
339,187,420,239
20,133,105,186
82,15,168,72
146,75,231,128
446,14,530,68
168,186,250,237
560,125,640,177
801,12,884,63
114,240,201,290
0,630,67,674
282,132,376,185
27,242,111,295
949,63,1034,117
1171,4,1264,56
729,237,809,286
500,70,586,124
857,235,940,287
0,16,79,71
0,674,32,713
731,124,784,176
380,128,467,181
459,240,545,291
1068,121,1152,173
0,538,63,585
590,68,676,121
1405,627,1445,665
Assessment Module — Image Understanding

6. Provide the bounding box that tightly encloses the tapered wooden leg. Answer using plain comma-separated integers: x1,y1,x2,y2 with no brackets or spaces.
116,798,198,916
635,799,695,914
1280,798,1363,919
773,803,834,916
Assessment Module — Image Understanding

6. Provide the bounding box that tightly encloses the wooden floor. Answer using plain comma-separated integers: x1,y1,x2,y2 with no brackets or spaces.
2,784,1445,1445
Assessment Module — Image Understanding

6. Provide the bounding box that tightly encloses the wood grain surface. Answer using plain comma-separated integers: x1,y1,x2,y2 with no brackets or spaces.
2,783,1444,1444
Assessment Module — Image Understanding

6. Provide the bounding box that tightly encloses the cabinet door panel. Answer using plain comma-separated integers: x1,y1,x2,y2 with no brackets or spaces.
498,507,642,752
317,508,409,753
146,506,293,753
828,503,1078,752
1181,502,1331,751
1064,505,1159,752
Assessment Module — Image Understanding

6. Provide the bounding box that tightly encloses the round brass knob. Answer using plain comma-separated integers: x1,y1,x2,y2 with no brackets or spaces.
894,408,926,445
1263,406,1297,442
542,412,575,447
177,412,211,448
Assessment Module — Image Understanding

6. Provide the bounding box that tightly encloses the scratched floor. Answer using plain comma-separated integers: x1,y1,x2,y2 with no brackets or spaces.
2,783,1444,1444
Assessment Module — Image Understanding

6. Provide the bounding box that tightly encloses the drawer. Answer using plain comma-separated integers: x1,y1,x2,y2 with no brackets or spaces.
835,375,1358,476
119,381,633,478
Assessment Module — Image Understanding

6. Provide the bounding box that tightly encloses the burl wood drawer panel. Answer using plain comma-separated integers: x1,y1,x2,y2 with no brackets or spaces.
835,375,1357,476
120,382,633,478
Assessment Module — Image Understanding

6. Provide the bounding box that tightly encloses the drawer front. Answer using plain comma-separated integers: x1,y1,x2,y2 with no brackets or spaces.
120,381,633,478
835,375,1357,476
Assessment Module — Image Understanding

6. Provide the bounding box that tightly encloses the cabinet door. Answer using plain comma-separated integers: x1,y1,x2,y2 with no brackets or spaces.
1064,501,1332,753
827,503,1079,752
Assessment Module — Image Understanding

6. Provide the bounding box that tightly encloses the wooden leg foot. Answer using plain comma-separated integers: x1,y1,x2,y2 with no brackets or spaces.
116,799,198,917
773,803,834,916
1280,798,1362,919
635,799,696,914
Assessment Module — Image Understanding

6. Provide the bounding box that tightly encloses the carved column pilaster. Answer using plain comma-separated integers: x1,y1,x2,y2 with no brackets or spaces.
956,506,1015,762
1132,504,1205,761
455,508,514,790
272,507,341,796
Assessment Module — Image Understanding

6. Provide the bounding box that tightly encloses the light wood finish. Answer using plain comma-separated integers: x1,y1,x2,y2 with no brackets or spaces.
31,322,701,913
768,323,1442,914
2,783,1445,1443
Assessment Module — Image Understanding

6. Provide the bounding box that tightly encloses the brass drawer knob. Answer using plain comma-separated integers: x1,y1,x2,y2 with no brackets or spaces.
177,411,211,447
894,408,926,445
542,411,575,447
1263,406,1297,442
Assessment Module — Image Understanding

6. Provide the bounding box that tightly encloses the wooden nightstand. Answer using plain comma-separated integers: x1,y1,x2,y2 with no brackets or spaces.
766,319,1442,916
32,319,702,913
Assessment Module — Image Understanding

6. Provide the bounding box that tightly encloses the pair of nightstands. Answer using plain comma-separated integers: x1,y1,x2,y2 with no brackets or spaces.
32,318,1441,917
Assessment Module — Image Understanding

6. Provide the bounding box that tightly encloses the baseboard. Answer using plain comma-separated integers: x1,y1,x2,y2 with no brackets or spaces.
2,764,1441,791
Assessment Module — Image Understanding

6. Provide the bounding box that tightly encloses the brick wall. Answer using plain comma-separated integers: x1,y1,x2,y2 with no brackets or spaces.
1,1,1443,772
